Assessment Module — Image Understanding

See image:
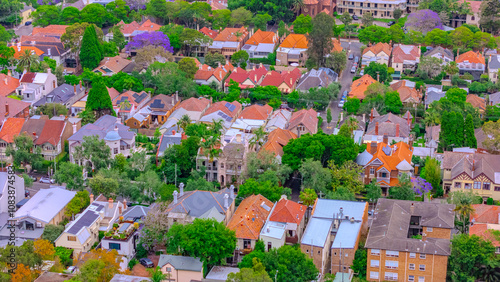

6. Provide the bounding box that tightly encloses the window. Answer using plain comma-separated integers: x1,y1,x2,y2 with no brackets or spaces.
454,182,462,188
474,181,481,189
419,254,426,259
409,264,415,270
268,242,272,251
114,148,118,154
67,236,76,241
370,168,375,175
409,275,415,282
243,239,251,249
495,186,500,192
370,260,380,267
427,227,433,232
384,272,398,281
385,261,398,269
386,251,399,257
418,277,425,282
370,272,379,279
371,249,380,256
484,183,491,190
381,172,387,178
109,243,121,250
419,264,426,271
167,267,172,272
221,163,224,168
465,183,471,189
496,247,500,254
409,253,416,258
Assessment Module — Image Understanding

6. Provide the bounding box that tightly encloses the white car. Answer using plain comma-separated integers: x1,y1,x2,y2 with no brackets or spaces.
338,101,345,108
350,66,356,73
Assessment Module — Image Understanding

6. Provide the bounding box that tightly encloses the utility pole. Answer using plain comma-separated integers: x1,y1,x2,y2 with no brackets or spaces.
175,163,177,187
274,270,278,282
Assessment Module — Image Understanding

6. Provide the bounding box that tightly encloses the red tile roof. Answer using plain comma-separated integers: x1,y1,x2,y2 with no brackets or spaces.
392,44,420,64
466,94,486,110
106,87,120,101
179,97,211,112
0,118,25,143
32,25,69,37
0,74,20,97
0,97,30,124
118,19,161,35
472,204,500,224
20,72,37,83
269,198,306,224
261,68,302,88
36,120,65,146
214,27,248,42
469,223,500,247
12,46,44,59
466,0,482,13
194,62,234,82
262,128,297,157
456,50,485,64
203,101,242,118
200,27,218,39
247,66,268,84
245,30,277,46
226,67,250,84
288,108,318,134
238,104,273,120
227,194,274,240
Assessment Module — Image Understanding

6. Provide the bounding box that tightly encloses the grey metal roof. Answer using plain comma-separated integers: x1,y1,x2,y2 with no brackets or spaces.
296,67,338,92
489,92,500,105
166,188,233,218
490,55,500,69
355,150,373,166
68,115,135,142
205,266,240,281
158,255,203,272
331,221,362,249
301,217,332,247
67,209,100,235
121,205,150,221
425,91,446,105
423,46,453,61
199,206,226,222
110,275,151,282
13,188,76,223
365,198,455,256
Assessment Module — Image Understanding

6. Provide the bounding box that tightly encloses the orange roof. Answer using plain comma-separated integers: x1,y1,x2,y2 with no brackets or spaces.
470,224,500,247
203,101,242,118
365,141,413,185
245,30,277,46
32,25,69,37
214,27,248,42
466,0,482,13
194,62,233,82
392,44,420,64
456,50,485,64
288,108,318,134
269,198,306,224
200,27,218,39
262,128,297,157
0,118,25,143
137,19,162,32
179,97,210,112
331,38,343,53
280,34,308,49
12,46,44,59
472,204,500,223
390,80,422,103
118,19,161,35
227,194,274,240
0,74,20,97
349,74,377,100
36,120,65,146
362,42,391,56
466,94,486,110
94,56,131,74
238,104,273,120
0,97,30,124
106,87,120,101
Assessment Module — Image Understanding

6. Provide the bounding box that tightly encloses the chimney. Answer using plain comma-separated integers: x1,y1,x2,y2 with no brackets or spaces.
74,84,77,94
47,68,51,74
253,65,256,70
498,213,500,224
230,185,235,199
7,70,11,77
52,80,56,89
362,113,366,123
409,138,413,151
175,91,179,103
410,202,415,214
370,141,377,154
3,77,7,85
383,134,388,144
236,134,242,143
117,117,121,124
79,80,82,90
280,194,287,200
172,130,176,135
375,122,379,135
122,199,127,210
407,114,411,127
179,182,184,197
457,48,460,57
290,77,292,85
340,112,344,122
48,48,51,56
108,198,113,209
224,193,229,209
114,125,118,131
5,103,8,116
396,124,400,137
90,194,94,203
254,74,257,82
173,190,178,204
370,108,374,122
377,73,380,82
72,123,77,134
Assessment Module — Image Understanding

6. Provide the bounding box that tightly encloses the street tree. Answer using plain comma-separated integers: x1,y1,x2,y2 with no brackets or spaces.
54,162,84,190
325,50,347,74
361,12,374,27
231,50,249,68
292,14,312,34
178,57,198,79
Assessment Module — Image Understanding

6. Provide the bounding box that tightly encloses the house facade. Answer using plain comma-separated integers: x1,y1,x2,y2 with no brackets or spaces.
125,93,180,129
337,0,407,18
241,29,278,59
423,46,454,66
361,43,392,68
488,55,500,83
456,50,485,81
209,27,250,58
17,71,58,102
276,34,308,66
158,255,203,282
391,44,420,73
287,108,318,136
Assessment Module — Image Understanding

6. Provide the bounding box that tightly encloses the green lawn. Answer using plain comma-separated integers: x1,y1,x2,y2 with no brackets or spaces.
374,18,394,23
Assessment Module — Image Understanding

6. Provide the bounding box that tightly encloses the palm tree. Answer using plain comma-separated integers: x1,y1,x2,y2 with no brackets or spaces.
346,117,359,134
479,259,500,282
443,61,459,79
177,114,191,132
149,266,168,282
17,49,40,71
249,126,268,150
290,0,305,15
119,100,131,111
452,194,475,234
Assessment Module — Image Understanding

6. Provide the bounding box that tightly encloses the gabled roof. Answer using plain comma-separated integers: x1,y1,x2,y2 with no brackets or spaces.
366,112,411,138
166,188,234,217
0,74,20,97
331,38,343,53
472,204,500,224
288,108,318,134
113,91,150,111
423,46,454,61
246,66,268,84
158,255,203,272
262,128,297,157
392,44,420,64
11,46,44,59
19,72,37,83
349,74,376,100
117,19,161,35
296,67,338,91
390,80,422,103
68,115,135,142
279,34,308,49
260,68,302,88
226,67,249,84
34,83,85,107
0,118,25,143
456,50,485,64
13,187,76,223
0,96,30,124
199,27,218,39
466,0,482,13
238,104,273,120
362,42,391,57
203,101,242,118
178,97,210,112
245,29,277,46
466,94,486,110
94,56,132,74
213,27,248,42
35,119,66,146
31,25,69,37
269,198,306,224
194,61,233,82
142,94,177,113
227,194,274,240
449,153,500,183
489,55,500,69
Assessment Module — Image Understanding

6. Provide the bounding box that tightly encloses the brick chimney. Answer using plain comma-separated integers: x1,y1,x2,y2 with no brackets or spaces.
74,84,77,94
407,115,411,127
108,198,113,209
224,193,229,209
383,134,388,144
122,199,127,210
5,103,8,117
90,194,94,203
370,141,377,154
52,80,56,89
370,108,374,122
179,182,184,197
396,123,400,137
375,122,379,135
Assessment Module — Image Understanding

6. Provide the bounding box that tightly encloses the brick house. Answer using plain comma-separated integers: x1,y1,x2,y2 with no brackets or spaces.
276,34,308,66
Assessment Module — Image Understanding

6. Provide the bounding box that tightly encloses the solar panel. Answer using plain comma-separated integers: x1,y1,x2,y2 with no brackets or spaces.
150,99,165,109
228,104,236,112
118,223,131,232
224,102,231,110
67,210,100,234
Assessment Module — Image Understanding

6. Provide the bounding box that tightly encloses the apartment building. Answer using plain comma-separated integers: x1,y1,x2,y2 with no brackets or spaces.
336,0,407,19
365,199,455,282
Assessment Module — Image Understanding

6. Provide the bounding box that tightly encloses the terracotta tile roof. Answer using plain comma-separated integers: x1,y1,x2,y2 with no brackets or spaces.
365,141,413,186
200,27,218,39
247,66,268,84
106,87,120,101
362,42,391,56
0,118,25,143
456,50,485,64
19,72,37,83
0,97,30,124
137,19,162,32
213,27,248,42
194,62,233,82
143,94,177,112
469,224,500,247
472,204,500,224
269,198,306,224
36,120,65,146
280,34,308,49
113,90,150,111
466,94,486,110
20,35,60,43
11,46,44,59
321,7,331,14
304,0,318,4
262,128,297,157
288,108,318,134
390,80,422,103
32,25,69,37
0,74,20,97
238,104,273,120
245,30,277,46
349,74,377,100
392,44,420,64
179,97,210,112
118,19,161,35
466,0,482,13
211,0,228,10
203,101,242,118
331,38,343,53
94,56,132,74
260,68,301,88
227,194,274,240
226,67,250,84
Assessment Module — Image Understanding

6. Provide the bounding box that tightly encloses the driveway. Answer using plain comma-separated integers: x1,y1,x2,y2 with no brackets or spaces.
14,25,33,37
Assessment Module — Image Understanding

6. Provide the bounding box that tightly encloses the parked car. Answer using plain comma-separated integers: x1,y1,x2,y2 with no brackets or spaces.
359,69,364,76
39,177,54,184
387,21,396,26
354,56,359,63
25,190,30,197
338,100,345,108
25,21,32,26
352,15,359,20
342,90,348,98
139,258,154,268
351,66,356,73
65,266,77,274
348,53,354,60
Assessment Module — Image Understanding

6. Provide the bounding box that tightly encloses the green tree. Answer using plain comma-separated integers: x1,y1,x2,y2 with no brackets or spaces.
384,91,403,114
79,25,102,70
212,9,231,30
149,266,168,282
54,162,84,190
448,190,481,234
0,240,42,269
230,7,253,26
326,108,332,124
253,13,272,31
339,11,352,26
292,14,312,34
366,178,382,203
423,157,442,197
0,43,14,68
64,190,90,218
393,8,403,20
238,178,284,202
464,113,477,148
278,21,290,37
231,50,249,69
361,12,374,27
59,6,80,25
299,188,317,206
31,5,60,27
205,52,226,68
482,120,500,152
178,57,198,79
389,174,415,200
299,159,332,193
110,24,126,50
6,133,43,171
451,26,474,48
145,0,168,24
330,160,364,194
325,50,347,74
308,12,334,67
80,3,115,27
85,78,114,118
358,25,388,45
228,258,272,282
344,97,361,114
254,240,265,253
351,247,367,279
34,103,68,118
17,49,40,71
365,62,390,83
73,135,112,173
449,234,496,281
41,224,65,244
89,173,119,198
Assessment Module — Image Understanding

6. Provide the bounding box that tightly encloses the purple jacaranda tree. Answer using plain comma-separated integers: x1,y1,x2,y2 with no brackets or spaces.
405,9,443,34
125,31,174,53
411,176,433,196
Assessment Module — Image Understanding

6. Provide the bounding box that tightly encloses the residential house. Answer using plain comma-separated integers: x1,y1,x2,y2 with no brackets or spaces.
465,0,481,26
224,65,267,90
301,199,368,275
0,73,20,97
19,4,35,25
260,196,306,250
261,128,296,163
488,55,500,83
199,101,242,129
0,173,25,227
456,50,485,80
158,108,190,134
17,35,74,68
94,56,133,76
125,94,180,129
301,0,335,17
205,266,240,281
200,27,218,39
241,29,279,59
391,44,421,73
158,255,203,282
265,109,292,132
356,139,414,195
488,91,500,106
232,104,273,132
423,46,454,66
296,68,338,92
475,127,498,153
365,199,455,282
165,186,236,227
364,112,412,143
425,125,440,149
0,187,76,241
389,80,422,104
361,43,392,68
0,118,26,162
466,94,486,113
12,45,45,61
113,90,151,122
348,74,377,100
68,115,136,163
194,61,234,87
105,19,162,41
110,275,151,282
227,194,274,252
176,97,211,122
156,130,183,160
287,108,318,136
337,0,407,18
101,205,150,262
260,68,302,93
331,38,343,53
56,195,126,256
470,204,500,253
276,34,308,66
33,83,85,109
31,25,69,38
17,71,58,103
209,27,250,58
443,151,500,200
0,96,30,124
425,85,445,108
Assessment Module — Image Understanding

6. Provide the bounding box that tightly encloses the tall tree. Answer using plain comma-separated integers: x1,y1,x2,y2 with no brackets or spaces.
85,78,114,118
422,157,442,197
366,178,382,203
79,25,102,70
389,174,415,200
464,113,477,148
361,12,374,27
17,49,40,71
292,14,312,34
449,234,496,281
178,57,198,79
482,120,500,152
307,12,335,67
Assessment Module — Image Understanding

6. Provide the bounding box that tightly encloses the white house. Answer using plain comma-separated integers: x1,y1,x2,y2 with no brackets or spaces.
17,70,57,103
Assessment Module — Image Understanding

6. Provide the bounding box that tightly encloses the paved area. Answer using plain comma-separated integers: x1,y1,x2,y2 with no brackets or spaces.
14,25,33,37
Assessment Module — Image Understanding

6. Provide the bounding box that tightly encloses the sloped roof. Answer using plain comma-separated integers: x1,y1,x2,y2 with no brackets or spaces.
203,101,242,118
260,68,302,88
269,198,306,224
261,128,297,157
245,30,277,46
366,112,411,138
158,255,203,272
200,27,218,39
392,44,420,64
331,38,343,53
362,42,391,56
94,56,132,74
13,187,76,223
423,46,454,61
364,141,413,174
238,104,273,120
466,94,486,110
32,25,69,37
213,27,248,42
456,50,485,64
469,223,500,247
280,34,308,49
117,19,161,35
11,46,44,59
178,97,210,112
489,55,500,69
0,118,25,143
68,115,135,142
466,0,482,13
296,68,337,91
113,91,150,110
0,97,30,124
19,72,37,83
349,74,376,100
35,119,66,146
227,194,274,240
472,204,500,224
288,108,318,134
142,94,177,113
226,67,249,83
390,80,422,103
166,188,233,217
0,74,20,97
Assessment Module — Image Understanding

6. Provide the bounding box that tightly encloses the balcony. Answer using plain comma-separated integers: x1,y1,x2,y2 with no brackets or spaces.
286,235,298,244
